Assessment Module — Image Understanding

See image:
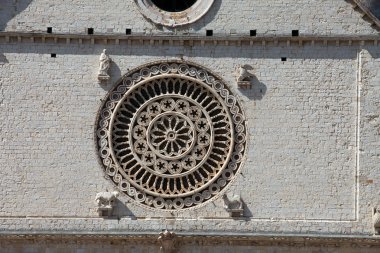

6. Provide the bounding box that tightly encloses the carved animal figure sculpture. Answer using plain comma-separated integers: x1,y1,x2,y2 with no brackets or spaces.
95,191,119,208
237,65,255,82
223,194,243,210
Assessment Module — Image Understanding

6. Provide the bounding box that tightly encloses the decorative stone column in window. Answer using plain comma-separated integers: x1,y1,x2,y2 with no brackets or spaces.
134,0,215,27
95,61,247,211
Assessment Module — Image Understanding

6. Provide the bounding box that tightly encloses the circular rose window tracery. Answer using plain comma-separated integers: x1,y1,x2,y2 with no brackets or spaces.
96,61,246,210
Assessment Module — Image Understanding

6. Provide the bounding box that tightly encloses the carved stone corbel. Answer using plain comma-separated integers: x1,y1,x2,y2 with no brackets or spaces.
158,230,177,253
95,191,119,217
223,194,244,217
236,65,255,89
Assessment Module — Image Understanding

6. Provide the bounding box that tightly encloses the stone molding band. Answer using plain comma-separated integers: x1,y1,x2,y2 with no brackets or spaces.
0,232,380,248
0,32,378,47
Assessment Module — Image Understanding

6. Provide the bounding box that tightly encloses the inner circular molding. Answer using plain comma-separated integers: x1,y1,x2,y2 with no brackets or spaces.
134,0,215,27
150,0,197,12
95,61,246,211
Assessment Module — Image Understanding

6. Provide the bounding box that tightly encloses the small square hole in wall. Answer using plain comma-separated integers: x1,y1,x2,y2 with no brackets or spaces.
281,57,287,62
51,53,57,58
126,28,132,35
47,27,52,33
87,28,94,35
292,30,299,37
250,30,257,36
206,30,213,36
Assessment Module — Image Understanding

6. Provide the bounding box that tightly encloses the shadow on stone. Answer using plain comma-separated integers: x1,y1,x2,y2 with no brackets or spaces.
243,202,253,218
113,198,137,220
0,0,34,31
367,46,380,59
0,54,9,64
239,75,267,101
359,0,380,21
188,0,222,31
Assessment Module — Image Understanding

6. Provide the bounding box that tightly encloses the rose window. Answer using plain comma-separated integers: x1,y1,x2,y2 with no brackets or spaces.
96,61,246,210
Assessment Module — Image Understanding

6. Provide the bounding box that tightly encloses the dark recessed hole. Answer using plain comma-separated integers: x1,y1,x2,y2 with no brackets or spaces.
250,30,257,36
47,27,52,33
281,57,287,62
87,28,94,35
51,53,56,58
206,30,213,36
151,0,197,12
126,28,132,35
292,30,299,37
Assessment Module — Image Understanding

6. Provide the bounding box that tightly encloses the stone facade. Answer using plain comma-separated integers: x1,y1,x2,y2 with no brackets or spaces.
0,0,379,252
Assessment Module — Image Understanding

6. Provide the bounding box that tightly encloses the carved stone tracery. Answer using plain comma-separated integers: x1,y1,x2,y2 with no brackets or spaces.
134,0,215,27
95,61,246,210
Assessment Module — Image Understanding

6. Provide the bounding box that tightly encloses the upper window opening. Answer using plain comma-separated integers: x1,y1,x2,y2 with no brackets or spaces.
135,0,215,27
151,0,197,12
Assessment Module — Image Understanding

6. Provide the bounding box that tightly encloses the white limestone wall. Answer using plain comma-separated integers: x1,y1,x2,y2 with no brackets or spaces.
0,0,378,35
0,2,380,250
0,41,379,237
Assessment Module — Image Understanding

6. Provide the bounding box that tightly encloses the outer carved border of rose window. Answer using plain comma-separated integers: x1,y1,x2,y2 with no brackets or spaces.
134,0,215,27
95,60,247,211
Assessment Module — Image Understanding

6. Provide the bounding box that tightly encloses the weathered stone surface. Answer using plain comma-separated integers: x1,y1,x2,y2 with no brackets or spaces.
0,0,378,35
0,0,379,252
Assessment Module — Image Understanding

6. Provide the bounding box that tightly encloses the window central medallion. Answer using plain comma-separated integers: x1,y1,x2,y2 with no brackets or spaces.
146,111,197,160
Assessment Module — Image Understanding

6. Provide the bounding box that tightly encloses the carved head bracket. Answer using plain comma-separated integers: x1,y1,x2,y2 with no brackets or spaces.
158,230,177,253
